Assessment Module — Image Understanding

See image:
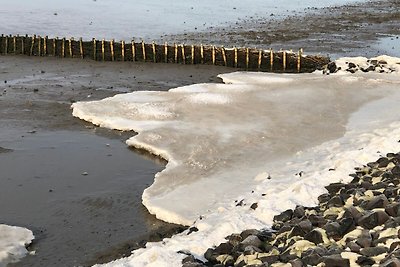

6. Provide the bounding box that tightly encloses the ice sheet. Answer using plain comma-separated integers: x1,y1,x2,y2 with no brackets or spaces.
71,56,400,266
0,224,34,267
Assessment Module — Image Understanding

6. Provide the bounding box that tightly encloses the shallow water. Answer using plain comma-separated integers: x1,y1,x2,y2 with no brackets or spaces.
0,129,175,267
0,0,366,40
375,35,400,57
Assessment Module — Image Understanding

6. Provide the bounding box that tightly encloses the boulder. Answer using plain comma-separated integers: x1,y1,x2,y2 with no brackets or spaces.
274,209,294,223
322,254,350,267
357,210,390,229
304,229,324,245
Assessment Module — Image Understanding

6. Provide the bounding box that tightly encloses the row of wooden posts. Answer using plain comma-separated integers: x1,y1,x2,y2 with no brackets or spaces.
0,34,330,72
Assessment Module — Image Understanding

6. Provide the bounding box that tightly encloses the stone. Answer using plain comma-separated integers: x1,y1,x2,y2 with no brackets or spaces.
339,217,356,235
182,262,206,267
360,246,388,257
204,248,218,263
241,229,260,240
289,258,304,267
343,206,363,221
301,248,323,266
288,225,306,238
216,254,234,266
241,235,262,248
227,234,243,246
385,203,400,217
322,254,350,267
308,214,327,227
293,205,305,218
363,194,389,210
355,256,375,266
377,157,391,168
327,62,337,73
257,230,275,242
244,245,262,255
347,241,361,253
258,255,279,264
325,183,345,195
298,219,313,233
182,255,196,264
357,210,390,229
214,242,234,255
348,62,357,68
304,229,324,245
326,195,344,208
318,193,331,204
250,203,258,210
356,233,372,248
381,258,400,267
274,209,294,223
325,222,342,240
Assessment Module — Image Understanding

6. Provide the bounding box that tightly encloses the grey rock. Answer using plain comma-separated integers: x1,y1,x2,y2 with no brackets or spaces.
308,214,327,227
325,183,345,195
259,255,279,264
347,241,361,253
244,245,262,255
301,248,323,266
293,205,305,218
360,246,388,257
326,195,344,208
325,222,342,240
357,210,390,229
381,258,400,267
318,193,331,204
288,225,306,238
274,209,293,223
289,258,304,267
227,233,243,246
298,219,313,233
241,235,262,248
305,229,324,245
343,206,363,221
363,194,389,210
355,256,375,266
339,217,356,235
385,203,400,217
241,229,260,240
322,254,350,267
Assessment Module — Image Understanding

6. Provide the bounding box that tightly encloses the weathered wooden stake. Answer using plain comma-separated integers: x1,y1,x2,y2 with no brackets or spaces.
258,50,262,70
101,39,105,61
283,50,286,71
221,46,227,66
246,48,249,69
234,47,238,68
152,42,156,63
38,36,41,56
69,38,73,58
4,36,8,55
270,49,274,71
131,41,136,61
92,38,96,60
200,44,204,64
174,43,178,63
53,37,57,57
121,41,125,61
61,38,65,58
297,48,302,73
30,35,36,56
13,36,16,54
212,46,216,65
79,37,83,59
141,41,146,62
110,39,115,61
21,36,25,55
181,44,185,64
44,36,47,56
191,45,195,64
164,42,168,63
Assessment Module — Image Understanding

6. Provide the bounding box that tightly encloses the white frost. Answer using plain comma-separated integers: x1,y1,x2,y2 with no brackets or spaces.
71,56,400,267
0,224,34,267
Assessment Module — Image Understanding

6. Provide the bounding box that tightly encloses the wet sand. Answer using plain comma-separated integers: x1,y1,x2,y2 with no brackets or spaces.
1,0,400,265
0,57,227,267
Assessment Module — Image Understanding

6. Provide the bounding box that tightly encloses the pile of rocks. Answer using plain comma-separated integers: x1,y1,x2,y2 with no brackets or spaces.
323,59,397,75
182,153,400,267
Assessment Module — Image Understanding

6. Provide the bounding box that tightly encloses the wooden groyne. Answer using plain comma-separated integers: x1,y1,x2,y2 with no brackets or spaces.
0,34,330,73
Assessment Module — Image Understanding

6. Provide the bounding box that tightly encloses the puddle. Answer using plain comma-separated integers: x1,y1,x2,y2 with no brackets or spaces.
375,35,400,57
0,129,178,267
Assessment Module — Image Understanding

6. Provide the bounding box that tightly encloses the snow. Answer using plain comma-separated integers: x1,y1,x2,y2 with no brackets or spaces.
71,56,400,267
0,224,34,267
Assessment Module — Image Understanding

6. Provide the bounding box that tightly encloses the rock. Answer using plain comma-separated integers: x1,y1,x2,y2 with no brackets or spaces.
327,62,337,73
308,214,327,227
298,219,313,233
293,205,305,218
257,230,275,242
357,210,390,229
187,227,199,235
227,234,243,246
244,245,262,255
355,231,372,248
325,183,345,195
250,203,258,210
348,62,357,68
325,222,342,240
274,209,293,223
241,235,262,248
204,248,218,263
289,258,304,267
355,256,375,266
216,254,234,266
360,246,388,257
322,254,350,267
339,217,356,235
362,194,389,210
346,241,361,253
343,206,363,221
381,258,400,267
318,193,331,204
304,229,324,245
241,229,260,240
392,165,400,176
327,195,344,208
301,248,323,266
288,225,306,238
258,254,279,264
182,255,196,264
377,157,391,168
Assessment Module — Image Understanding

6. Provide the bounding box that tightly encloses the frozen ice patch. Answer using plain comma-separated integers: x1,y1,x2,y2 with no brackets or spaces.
0,224,34,267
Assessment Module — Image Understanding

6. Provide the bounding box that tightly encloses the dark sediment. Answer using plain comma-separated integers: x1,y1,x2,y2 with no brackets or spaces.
183,152,400,267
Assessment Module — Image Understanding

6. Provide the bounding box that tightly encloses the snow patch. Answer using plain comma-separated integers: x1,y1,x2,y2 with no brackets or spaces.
0,224,34,267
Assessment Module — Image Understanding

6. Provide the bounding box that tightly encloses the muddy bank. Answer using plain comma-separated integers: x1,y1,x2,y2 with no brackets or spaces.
164,0,400,58
0,56,227,267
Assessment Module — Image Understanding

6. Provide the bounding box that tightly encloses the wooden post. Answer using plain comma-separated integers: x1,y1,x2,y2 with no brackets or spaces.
93,38,96,60
258,50,262,70
200,44,204,64
174,43,178,63
234,47,238,68
164,42,168,63
44,36,47,56
38,36,41,56
53,37,57,57
13,36,16,54
181,44,185,64
121,40,125,61
79,37,83,59
270,49,273,71
30,35,36,56
69,37,73,58
110,39,115,61
21,36,25,55
246,48,249,69
131,40,136,61
191,45,195,64
61,37,65,58
282,50,286,71
297,48,302,73
141,40,146,62
221,46,227,66
152,41,156,63
101,39,105,61
4,36,8,55
212,46,216,65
